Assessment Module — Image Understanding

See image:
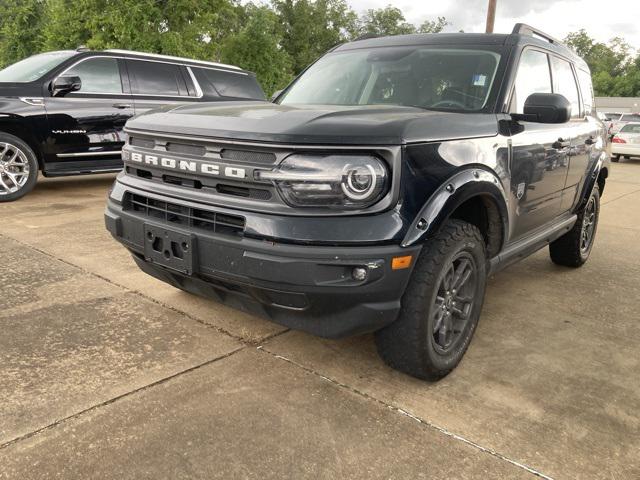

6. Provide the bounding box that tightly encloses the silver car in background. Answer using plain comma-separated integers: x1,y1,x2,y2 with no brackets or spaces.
611,122,640,162
606,112,640,137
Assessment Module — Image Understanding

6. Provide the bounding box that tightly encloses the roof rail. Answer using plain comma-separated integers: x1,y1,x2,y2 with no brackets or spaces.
512,23,561,45
104,49,241,71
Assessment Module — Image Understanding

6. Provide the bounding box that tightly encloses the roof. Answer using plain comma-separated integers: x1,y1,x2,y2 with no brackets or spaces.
104,49,241,71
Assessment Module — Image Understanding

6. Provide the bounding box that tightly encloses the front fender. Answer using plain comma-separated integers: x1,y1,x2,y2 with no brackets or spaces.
576,151,606,211
401,168,509,248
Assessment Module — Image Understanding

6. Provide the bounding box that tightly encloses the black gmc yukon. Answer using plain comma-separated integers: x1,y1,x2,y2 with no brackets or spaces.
106,24,609,380
0,48,264,202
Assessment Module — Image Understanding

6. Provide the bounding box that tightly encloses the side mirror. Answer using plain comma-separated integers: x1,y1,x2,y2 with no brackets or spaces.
270,89,283,102
520,93,571,124
52,76,82,96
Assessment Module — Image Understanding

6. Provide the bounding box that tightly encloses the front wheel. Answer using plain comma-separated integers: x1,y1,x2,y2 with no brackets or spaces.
549,186,600,267
375,220,487,380
0,133,38,202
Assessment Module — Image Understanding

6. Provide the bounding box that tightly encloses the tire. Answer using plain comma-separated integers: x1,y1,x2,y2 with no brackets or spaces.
611,155,620,163
375,220,487,380
0,133,38,202
549,186,600,268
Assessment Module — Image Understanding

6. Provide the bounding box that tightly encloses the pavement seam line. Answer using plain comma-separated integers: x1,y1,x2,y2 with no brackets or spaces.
601,186,640,205
257,346,554,480
0,231,290,345
0,345,246,451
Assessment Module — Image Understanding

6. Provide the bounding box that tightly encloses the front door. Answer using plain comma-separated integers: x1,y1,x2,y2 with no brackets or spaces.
507,48,569,240
43,56,134,175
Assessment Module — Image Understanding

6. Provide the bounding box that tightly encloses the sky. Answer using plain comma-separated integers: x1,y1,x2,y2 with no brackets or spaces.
348,0,640,49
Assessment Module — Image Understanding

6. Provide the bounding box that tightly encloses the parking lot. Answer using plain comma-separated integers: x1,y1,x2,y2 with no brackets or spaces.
1,161,639,479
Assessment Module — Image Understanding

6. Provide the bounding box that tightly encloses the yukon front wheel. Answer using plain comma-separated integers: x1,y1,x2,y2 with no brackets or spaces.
375,220,487,380
0,133,38,202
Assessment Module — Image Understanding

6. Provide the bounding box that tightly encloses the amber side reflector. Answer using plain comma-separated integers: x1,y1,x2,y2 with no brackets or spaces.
392,255,413,270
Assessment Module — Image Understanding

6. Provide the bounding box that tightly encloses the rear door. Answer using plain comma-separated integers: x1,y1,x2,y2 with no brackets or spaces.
508,48,571,239
125,59,196,115
552,58,598,212
43,56,133,174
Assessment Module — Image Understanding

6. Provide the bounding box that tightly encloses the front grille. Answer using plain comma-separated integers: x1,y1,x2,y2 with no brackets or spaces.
220,149,276,164
166,142,206,157
124,193,245,236
130,137,155,149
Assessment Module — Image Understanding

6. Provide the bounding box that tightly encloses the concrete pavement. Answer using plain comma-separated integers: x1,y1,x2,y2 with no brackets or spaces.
1,163,639,479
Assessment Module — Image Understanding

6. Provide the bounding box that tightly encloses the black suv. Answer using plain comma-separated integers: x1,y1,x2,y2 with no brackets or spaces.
106,24,609,380
0,48,264,201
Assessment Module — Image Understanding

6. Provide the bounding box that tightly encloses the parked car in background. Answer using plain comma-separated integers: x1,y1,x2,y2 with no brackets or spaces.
0,48,265,202
106,24,608,380
604,112,640,137
611,122,640,161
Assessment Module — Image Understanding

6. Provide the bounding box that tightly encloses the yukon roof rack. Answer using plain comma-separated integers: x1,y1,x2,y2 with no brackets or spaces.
104,49,241,71
512,23,561,45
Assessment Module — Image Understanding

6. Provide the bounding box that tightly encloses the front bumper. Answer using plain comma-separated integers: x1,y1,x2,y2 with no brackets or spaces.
105,194,421,338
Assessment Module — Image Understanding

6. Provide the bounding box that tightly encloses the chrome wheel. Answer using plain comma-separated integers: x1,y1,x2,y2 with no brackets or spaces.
0,142,30,195
432,252,478,353
580,195,597,253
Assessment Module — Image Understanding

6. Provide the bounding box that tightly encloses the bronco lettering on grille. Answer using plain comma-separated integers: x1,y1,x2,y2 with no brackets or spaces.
129,152,246,179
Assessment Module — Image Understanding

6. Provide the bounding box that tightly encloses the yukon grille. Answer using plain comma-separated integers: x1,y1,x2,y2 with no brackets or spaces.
124,193,245,236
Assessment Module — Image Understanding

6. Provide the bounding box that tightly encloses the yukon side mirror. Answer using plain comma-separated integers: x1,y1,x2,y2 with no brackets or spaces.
514,93,571,124
270,89,283,102
52,76,82,97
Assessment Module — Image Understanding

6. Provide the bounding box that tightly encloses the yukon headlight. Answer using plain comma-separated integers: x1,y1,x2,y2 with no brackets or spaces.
255,154,389,208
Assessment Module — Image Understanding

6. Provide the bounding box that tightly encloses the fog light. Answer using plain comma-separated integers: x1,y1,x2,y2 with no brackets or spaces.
352,267,368,281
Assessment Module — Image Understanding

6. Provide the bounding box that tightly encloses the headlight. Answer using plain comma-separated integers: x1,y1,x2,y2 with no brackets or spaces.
255,154,389,209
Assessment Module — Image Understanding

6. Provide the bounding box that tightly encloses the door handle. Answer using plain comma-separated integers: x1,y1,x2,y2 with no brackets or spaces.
112,103,132,109
552,138,570,149
585,136,597,145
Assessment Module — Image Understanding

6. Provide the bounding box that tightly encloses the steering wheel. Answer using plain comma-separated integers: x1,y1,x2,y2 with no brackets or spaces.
431,99,467,109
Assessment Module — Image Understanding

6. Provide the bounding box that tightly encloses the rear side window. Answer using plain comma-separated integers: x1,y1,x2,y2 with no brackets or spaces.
620,123,640,133
65,57,123,94
621,114,640,122
550,57,580,118
577,69,594,115
512,49,551,113
195,68,265,100
127,60,186,96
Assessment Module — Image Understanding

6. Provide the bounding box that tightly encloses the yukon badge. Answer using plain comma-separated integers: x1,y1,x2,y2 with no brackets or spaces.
127,151,246,179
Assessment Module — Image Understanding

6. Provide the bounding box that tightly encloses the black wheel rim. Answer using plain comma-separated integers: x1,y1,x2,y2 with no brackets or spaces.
431,252,478,353
580,196,597,253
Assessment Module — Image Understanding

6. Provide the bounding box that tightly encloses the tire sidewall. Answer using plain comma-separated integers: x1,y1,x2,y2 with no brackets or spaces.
0,133,38,202
579,186,600,262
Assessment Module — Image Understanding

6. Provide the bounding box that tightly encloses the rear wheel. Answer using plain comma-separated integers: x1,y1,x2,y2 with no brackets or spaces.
549,186,600,267
375,220,487,380
0,133,38,202
611,155,620,163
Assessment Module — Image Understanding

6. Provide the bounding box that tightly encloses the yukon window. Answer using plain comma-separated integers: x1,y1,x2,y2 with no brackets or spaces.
127,60,185,96
278,47,502,111
196,68,265,100
64,57,123,94
0,51,76,82
511,49,551,113
550,56,580,118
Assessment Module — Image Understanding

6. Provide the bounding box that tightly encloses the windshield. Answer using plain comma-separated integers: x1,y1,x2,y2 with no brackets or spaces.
279,46,501,111
0,51,76,83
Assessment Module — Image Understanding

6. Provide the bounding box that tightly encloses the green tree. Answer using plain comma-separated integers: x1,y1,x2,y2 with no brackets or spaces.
273,0,357,74
357,6,415,36
221,5,293,96
0,0,47,68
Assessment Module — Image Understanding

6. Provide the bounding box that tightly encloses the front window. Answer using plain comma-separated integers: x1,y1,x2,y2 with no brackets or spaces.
0,51,76,82
278,46,502,111
64,57,123,94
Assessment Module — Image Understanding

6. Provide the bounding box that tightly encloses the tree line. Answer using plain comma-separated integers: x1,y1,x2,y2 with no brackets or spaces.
0,0,638,98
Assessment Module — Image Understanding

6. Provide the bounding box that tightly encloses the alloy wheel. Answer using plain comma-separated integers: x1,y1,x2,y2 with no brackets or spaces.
580,195,597,253
0,142,30,196
432,252,478,353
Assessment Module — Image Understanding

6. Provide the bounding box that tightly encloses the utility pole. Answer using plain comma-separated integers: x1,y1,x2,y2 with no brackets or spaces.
485,0,497,33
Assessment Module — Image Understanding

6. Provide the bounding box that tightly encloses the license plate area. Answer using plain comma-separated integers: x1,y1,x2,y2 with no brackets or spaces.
144,224,195,275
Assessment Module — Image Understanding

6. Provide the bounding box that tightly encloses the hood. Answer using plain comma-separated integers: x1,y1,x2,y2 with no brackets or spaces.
126,102,499,145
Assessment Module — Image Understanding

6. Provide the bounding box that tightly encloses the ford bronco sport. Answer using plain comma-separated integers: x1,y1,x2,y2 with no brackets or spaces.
0,48,264,202
105,24,609,380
